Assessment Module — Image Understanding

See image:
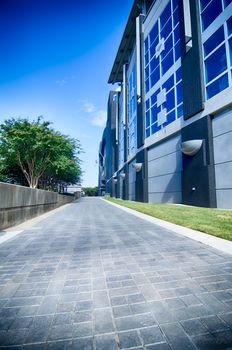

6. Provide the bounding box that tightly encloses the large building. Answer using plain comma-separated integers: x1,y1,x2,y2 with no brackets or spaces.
99,0,232,209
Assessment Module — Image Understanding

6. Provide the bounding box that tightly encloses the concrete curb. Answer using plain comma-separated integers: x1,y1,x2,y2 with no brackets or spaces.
102,198,232,256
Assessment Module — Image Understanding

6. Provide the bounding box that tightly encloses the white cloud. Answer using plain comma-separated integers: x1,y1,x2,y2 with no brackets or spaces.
91,110,107,127
55,79,67,86
80,100,96,113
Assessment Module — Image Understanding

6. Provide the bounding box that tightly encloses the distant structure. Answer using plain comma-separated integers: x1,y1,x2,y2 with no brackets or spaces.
99,0,232,208
66,183,82,199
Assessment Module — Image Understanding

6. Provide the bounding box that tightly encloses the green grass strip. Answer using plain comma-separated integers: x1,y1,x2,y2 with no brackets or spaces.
105,197,232,241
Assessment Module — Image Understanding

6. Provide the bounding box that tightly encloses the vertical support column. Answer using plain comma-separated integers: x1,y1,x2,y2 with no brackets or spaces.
136,14,145,148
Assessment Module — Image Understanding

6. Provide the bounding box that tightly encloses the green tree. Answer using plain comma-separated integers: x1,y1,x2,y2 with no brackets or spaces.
0,117,82,189
83,186,98,196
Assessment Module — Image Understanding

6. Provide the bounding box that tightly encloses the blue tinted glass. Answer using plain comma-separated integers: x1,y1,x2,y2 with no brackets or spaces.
228,16,232,36
204,26,224,56
172,0,178,10
151,88,160,106
206,74,228,99
146,128,151,138
205,44,227,83
165,89,175,112
146,111,150,127
176,82,183,104
151,105,161,123
160,2,171,29
151,123,161,135
149,22,158,45
150,55,159,73
176,67,182,82
162,75,174,92
162,50,174,75
151,66,160,87
145,79,150,93
145,52,149,66
177,104,183,118
146,99,150,110
161,19,172,40
229,38,232,65
175,41,181,61
174,25,180,44
149,37,159,59
173,8,179,26
225,0,232,6
200,0,211,11
163,110,175,127
145,66,149,79
161,35,173,59
201,0,222,31
145,37,149,52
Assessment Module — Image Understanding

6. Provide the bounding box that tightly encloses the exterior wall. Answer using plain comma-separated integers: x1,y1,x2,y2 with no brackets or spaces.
0,182,74,230
148,134,182,203
213,109,232,208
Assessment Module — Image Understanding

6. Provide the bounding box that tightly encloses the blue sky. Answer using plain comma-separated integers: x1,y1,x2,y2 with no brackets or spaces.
0,0,133,186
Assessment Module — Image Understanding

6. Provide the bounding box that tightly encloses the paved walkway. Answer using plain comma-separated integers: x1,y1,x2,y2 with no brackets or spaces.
0,198,232,350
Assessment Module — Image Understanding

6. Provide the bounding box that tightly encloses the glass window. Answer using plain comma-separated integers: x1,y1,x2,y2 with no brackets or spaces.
160,2,171,29
177,104,183,118
163,110,175,127
205,44,227,83
161,35,173,59
176,82,183,104
204,26,224,56
200,0,211,11
174,25,180,44
162,50,174,75
146,128,151,138
145,66,149,79
161,19,172,40
225,0,232,6
206,74,229,98
150,55,159,73
150,66,160,88
176,67,182,82
151,88,160,106
151,105,161,123
150,37,159,59
175,41,181,61
145,52,149,66
227,16,232,36
173,8,179,27
146,111,150,127
165,89,175,112
145,99,150,110
172,0,178,10
229,38,232,65
145,79,150,93
162,74,174,92
201,0,222,31
151,123,161,134
149,22,158,45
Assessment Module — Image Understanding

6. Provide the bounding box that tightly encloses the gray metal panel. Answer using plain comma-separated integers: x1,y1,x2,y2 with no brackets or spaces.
149,192,182,204
148,152,182,178
215,163,232,189
212,110,232,137
149,173,182,193
216,190,232,209
148,136,181,161
128,160,136,201
213,131,232,164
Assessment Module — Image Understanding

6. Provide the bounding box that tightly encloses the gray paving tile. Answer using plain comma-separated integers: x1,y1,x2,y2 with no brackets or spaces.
118,330,141,348
95,333,118,350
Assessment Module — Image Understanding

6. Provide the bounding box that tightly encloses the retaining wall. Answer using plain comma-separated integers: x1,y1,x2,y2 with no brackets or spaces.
0,182,74,230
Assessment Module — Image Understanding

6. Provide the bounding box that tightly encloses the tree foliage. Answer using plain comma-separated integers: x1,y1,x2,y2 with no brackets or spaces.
83,186,98,196
0,117,82,189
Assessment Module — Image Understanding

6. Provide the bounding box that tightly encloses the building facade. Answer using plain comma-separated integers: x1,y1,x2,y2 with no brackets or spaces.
99,0,232,209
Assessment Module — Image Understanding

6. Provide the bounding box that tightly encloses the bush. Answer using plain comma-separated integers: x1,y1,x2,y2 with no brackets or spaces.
83,186,98,196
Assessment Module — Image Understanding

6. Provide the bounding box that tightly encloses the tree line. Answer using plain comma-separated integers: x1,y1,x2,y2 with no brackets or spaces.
0,117,82,192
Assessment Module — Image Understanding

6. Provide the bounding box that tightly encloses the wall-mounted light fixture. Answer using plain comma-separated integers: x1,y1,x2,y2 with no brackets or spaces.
120,172,126,179
132,163,143,172
181,140,203,156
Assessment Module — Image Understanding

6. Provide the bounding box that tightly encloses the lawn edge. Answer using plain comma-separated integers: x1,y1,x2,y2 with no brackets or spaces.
102,198,232,256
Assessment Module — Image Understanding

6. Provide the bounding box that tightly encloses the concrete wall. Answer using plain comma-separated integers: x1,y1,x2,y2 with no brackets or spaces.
148,135,182,203
213,109,232,209
0,182,74,230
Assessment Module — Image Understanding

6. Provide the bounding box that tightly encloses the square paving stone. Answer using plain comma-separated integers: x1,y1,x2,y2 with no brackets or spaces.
73,322,93,338
53,313,72,325
113,305,132,318
73,311,92,323
48,324,73,341
118,330,141,348
10,317,33,330
72,337,94,349
95,333,118,350
115,313,156,331
139,326,165,345
181,319,209,336
94,308,114,334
